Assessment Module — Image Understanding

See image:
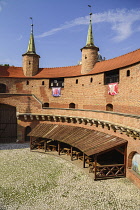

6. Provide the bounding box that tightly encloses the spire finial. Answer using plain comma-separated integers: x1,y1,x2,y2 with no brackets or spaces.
88,5,92,20
86,5,94,46
30,17,33,34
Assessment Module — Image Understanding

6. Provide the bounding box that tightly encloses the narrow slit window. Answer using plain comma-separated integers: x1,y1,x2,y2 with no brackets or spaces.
127,70,130,77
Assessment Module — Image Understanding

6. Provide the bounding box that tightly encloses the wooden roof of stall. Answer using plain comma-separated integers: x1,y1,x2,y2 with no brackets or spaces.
28,124,127,156
0,48,140,78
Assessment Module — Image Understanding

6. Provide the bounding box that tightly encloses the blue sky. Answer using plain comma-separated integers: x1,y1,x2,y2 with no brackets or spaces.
0,0,140,67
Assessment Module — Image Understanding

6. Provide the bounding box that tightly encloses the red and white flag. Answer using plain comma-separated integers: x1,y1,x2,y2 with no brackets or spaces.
108,83,118,95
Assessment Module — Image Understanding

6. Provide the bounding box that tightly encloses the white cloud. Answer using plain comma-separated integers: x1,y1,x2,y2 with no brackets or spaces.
0,0,7,12
36,9,140,42
93,9,140,41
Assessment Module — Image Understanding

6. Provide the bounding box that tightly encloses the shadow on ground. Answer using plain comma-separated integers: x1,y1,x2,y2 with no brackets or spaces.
0,143,30,150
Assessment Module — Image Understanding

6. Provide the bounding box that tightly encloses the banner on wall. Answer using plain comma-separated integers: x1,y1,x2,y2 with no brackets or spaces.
108,83,118,95
52,87,61,97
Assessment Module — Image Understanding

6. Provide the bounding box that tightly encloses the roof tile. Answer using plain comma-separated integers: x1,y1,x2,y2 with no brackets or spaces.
0,49,139,78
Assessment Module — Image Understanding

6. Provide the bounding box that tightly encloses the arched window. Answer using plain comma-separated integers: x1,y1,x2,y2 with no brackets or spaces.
90,78,93,83
76,79,78,84
43,103,49,108
127,70,130,77
25,126,31,141
26,81,29,85
69,103,75,109
0,84,6,93
42,81,45,85
132,153,140,176
106,104,113,111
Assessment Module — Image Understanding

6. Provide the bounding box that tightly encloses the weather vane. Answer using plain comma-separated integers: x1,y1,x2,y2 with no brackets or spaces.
30,17,33,33
88,5,92,21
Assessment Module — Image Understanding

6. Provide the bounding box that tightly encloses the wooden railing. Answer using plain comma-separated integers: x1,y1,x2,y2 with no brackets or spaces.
95,164,125,180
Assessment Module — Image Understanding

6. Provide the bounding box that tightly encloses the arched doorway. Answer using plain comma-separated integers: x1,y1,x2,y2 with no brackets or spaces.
0,84,6,93
69,103,75,109
106,103,113,111
43,102,49,108
0,104,17,143
25,126,31,141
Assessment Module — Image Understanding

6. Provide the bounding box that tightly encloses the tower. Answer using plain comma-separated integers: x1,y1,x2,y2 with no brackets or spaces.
81,12,99,74
22,18,40,76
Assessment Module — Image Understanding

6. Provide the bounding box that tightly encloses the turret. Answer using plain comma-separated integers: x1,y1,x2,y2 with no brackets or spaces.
22,18,40,76
81,12,99,74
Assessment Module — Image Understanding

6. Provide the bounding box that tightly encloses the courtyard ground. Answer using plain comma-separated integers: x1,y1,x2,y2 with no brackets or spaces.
0,143,140,210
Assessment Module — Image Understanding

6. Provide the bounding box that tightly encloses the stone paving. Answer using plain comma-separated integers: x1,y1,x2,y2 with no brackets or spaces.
0,143,140,210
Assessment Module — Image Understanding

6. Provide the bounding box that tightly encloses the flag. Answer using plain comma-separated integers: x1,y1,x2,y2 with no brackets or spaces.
52,87,61,97
108,83,118,95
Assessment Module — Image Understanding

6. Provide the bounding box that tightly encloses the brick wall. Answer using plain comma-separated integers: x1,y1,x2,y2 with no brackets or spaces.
0,62,140,115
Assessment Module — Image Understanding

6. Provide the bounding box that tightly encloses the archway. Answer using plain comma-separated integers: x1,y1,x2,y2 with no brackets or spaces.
128,151,137,168
0,104,17,143
43,103,49,108
25,126,31,141
106,103,113,111
132,153,140,175
0,84,6,93
69,103,75,109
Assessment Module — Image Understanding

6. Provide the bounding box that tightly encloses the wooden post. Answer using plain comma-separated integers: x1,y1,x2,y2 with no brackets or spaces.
71,146,73,161
124,143,127,177
83,153,85,168
44,141,47,152
94,154,97,180
58,142,60,155
30,136,32,151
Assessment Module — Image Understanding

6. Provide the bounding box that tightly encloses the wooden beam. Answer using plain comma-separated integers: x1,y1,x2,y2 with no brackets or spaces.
115,147,124,155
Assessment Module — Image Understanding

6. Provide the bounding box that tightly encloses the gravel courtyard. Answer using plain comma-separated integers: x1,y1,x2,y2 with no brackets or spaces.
0,143,140,210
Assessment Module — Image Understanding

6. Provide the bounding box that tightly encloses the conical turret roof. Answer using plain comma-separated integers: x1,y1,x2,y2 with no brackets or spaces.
27,32,36,54
86,13,94,46
26,23,36,54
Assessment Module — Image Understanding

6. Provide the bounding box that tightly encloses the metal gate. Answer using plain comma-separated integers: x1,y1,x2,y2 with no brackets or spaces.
0,104,17,143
